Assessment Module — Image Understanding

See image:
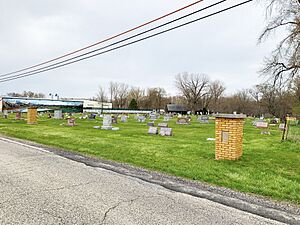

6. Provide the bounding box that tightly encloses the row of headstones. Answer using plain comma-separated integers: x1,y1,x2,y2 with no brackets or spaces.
136,115,209,124
254,119,290,135
148,126,172,136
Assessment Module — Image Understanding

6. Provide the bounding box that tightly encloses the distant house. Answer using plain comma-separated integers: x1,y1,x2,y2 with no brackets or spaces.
165,104,188,114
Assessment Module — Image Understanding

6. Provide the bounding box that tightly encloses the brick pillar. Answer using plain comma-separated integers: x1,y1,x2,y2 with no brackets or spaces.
27,107,37,124
214,114,246,160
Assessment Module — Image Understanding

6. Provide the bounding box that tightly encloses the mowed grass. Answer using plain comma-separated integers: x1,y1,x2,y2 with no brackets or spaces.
0,114,299,205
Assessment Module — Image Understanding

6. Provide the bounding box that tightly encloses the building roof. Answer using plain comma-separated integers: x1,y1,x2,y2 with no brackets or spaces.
166,104,187,112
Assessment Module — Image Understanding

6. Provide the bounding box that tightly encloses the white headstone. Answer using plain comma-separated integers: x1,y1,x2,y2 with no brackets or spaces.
148,127,158,135
160,128,172,136
54,110,63,119
121,115,127,122
101,115,113,130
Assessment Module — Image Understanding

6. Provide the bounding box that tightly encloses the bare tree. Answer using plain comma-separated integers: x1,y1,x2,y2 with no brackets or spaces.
206,80,226,112
109,82,118,105
116,83,129,108
128,87,145,108
259,0,300,87
145,87,167,109
175,72,210,113
109,82,129,108
7,91,45,98
97,85,108,112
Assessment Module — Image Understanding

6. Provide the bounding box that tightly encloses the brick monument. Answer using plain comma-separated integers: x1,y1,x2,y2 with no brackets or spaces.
214,114,246,160
27,107,37,124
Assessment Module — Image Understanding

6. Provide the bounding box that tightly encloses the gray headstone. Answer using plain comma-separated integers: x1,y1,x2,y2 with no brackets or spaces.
160,128,172,136
3,110,8,118
54,110,63,119
149,114,157,120
137,116,146,123
198,116,209,123
279,123,286,130
148,126,158,135
256,121,268,128
176,118,189,125
121,115,127,122
112,116,118,124
147,122,155,127
158,123,168,128
102,115,113,130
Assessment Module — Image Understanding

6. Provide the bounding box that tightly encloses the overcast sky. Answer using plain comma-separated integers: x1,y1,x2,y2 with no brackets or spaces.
0,0,281,98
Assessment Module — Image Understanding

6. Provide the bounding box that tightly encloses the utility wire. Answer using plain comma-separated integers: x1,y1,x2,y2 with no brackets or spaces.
0,0,227,80
0,0,253,83
1,0,205,77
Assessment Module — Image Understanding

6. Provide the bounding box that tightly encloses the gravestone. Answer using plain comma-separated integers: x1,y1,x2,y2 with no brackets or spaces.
269,119,278,126
67,118,76,126
163,115,170,122
137,116,146,123
279,123,286,131
148,126,158,135
112,116,118,124
256,121,270,135
158,123,168,128
198,116,209,123
159,127,172,136
89,114,96,120
176,117,189,125
149,114,157,121
27,108,37,124
101,115,113,130
54,110,63,119
121,115,127,123
3,110,8,119
147,122,154,127
15,112,21,120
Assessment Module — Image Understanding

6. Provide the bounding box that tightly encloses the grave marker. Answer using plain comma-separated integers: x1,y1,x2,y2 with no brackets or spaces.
67,118,76,126
149,114,157,120
101,115,113,130
158,123,168,128
27,107,37,124
279,123,286,131
15,112,21,120
214,114,246,160
176,117,189,125
256,121,270,135
147,122,154,127
121,115,127,123
198,116,209,123
137,116,146,123
163,115,170,122
112,116,118,124
3,110,8,119
54,110,63,119
159,127,172,136
148,126,158,135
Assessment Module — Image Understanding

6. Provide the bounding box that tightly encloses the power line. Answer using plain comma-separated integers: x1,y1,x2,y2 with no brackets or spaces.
1,0,205,77
0,0,253,83
0,0,228,80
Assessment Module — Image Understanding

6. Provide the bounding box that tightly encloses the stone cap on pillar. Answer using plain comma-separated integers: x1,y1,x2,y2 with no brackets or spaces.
213,114,246,119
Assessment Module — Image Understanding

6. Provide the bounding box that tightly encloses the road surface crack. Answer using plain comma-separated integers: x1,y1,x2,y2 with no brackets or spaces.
42,209,65,224
44,181,95,192
100,197,140,225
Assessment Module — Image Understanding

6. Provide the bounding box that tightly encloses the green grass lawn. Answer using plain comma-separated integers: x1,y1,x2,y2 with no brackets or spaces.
0,114,299,205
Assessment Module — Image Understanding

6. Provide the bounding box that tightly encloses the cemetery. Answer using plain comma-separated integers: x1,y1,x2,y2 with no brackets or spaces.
0,112,299,205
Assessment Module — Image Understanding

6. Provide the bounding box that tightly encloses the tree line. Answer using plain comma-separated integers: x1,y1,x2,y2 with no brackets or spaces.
95,73,300,118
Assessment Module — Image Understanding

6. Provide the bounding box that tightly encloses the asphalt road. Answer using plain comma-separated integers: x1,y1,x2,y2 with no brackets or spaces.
0,139,284,225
